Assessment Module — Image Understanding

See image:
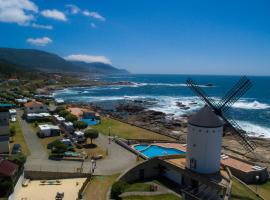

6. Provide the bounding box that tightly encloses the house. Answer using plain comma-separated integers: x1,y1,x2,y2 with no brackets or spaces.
0,158,18,178
24,100,48,114
26,113,51,121
53,115,65,123
62,122,74,133
0,105,10,153
38,124,61,138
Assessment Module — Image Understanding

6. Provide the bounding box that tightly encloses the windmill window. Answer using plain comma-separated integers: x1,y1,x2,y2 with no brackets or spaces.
190,158,197,169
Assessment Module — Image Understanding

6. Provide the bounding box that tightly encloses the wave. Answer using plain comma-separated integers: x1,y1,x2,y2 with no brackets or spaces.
237,121,270,138
232,100,270,110
114,82,215,88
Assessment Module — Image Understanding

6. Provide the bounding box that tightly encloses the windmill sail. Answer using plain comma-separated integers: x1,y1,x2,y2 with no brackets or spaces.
186,76,256,152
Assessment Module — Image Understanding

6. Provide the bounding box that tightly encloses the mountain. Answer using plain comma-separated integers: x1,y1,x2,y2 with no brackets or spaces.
0,48,79,72
0,48,129,74
0,59,25,78
70,61,129,75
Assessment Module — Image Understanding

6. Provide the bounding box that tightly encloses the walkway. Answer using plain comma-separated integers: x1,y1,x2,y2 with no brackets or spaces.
18,111,137,175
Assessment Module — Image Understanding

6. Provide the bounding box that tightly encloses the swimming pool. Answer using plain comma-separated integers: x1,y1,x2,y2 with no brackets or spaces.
133,144,185,158
80,118,99,126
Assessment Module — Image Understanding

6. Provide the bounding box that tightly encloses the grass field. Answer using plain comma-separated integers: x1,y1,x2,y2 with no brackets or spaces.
83,175,119,200
124,182,151,192
93,117,174,140
122,194,181,200
10,121,30,156
231,177,263,200
250,180,270,200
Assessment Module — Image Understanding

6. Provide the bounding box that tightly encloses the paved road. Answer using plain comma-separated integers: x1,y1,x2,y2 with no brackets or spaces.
19,111,137,175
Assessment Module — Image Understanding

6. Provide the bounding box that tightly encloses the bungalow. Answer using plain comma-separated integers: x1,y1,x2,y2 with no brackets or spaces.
62,122,74,133
0,106,10,153
38,124,61,138
24,101,48,114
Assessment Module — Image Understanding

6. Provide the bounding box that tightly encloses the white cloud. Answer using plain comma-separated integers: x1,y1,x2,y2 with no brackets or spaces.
41,9,67,21
0,0,38,25
65,4,80,15
82,10,105,21
26,37,52,46
65,54,112,64
32,23,53,30
90,22,96,28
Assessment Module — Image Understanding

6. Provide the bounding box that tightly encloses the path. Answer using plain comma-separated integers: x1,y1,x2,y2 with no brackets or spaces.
18,111,137,175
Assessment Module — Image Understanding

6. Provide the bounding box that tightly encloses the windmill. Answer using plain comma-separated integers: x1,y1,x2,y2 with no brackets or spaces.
186,76,256,152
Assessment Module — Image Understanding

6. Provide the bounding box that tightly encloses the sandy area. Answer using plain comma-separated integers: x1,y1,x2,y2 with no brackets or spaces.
16,178,86,200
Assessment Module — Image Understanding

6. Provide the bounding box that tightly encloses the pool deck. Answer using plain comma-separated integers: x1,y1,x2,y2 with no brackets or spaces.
132,142,263,174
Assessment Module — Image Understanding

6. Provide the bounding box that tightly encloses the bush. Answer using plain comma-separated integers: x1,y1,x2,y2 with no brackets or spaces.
73,121,88,130
9,154,26,166
111,180,129,199
84,129,99,144
65,114,78,122
0,177,14,197
9,126,16,137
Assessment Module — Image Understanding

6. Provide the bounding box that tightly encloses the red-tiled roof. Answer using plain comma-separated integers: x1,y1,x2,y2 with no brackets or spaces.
0,159,18,177
24,101,44,107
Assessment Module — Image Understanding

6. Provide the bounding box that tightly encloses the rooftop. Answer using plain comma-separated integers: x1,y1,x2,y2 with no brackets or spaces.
0,158,18,177
189,105,224,128
24,100,44,107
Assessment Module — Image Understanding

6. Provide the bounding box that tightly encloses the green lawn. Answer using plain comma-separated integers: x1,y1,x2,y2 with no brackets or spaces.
124,183,151,192
122,194,181,200
231,177,263,200
93,117,174,140
83,175,119,200
250,180,270,200
10,121,30,156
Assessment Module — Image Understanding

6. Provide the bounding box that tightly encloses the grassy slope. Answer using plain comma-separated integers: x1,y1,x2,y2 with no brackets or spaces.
93,117,174,140
250,181,270,200
10,121,30,156
124,183,151,192
83,175,119,200
231,177,263,200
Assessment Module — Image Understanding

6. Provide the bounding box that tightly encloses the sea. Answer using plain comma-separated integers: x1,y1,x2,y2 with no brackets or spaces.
53,74,270,138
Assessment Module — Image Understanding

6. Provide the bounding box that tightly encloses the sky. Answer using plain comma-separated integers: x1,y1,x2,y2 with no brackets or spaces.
0,0,270,75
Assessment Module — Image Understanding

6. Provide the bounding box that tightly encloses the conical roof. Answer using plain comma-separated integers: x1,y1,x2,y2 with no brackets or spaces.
188,105,223,128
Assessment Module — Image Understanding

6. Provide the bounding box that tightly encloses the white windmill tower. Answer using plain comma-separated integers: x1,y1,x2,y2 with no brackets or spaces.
186,105,224,174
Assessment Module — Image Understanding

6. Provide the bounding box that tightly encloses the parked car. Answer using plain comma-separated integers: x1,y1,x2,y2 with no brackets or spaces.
11,117,16,122
12,144,21,154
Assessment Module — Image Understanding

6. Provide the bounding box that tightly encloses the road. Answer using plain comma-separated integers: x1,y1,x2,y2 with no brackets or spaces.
18,111,137,175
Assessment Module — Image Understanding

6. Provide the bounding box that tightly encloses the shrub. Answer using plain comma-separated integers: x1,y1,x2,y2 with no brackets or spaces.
51,141,68,154
111,180,129,199
9,154,26,166
55,106,66,113
73,121,88,130
9,126,16,137
84,129,99,144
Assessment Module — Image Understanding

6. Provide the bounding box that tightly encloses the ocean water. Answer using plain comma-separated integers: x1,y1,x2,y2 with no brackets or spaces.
54,74,270,138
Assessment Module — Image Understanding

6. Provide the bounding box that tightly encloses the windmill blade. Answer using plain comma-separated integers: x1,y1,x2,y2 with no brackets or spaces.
218,76,252,113
186,78,219,111
221,114,256,152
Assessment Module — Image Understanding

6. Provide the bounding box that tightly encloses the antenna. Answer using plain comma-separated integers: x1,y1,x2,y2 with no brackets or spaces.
186,76,256,152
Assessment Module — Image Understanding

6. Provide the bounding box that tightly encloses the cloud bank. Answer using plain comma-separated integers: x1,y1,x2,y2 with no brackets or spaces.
65,54,112,64
26,37,52,46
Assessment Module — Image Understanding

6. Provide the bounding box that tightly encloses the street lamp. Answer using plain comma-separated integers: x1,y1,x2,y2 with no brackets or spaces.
255,175,260,196
91,159,96,174
108,126,111,144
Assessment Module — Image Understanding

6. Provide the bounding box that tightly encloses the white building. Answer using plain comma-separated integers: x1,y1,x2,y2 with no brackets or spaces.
38,124,61,137
186,105,224,174
24,101,48,114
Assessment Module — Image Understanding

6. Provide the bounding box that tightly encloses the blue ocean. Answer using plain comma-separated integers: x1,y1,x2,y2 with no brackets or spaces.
54,74,270,138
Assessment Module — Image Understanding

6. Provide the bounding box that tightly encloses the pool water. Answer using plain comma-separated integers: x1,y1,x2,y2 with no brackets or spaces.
80,118,99,126
133,144,185,158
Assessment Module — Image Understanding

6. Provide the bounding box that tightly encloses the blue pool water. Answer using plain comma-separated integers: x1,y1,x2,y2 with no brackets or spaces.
133,144,185,158
80,118,99,126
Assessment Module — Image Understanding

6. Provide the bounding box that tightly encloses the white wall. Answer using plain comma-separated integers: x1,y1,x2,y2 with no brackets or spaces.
186,124,223,174
8,173,24,200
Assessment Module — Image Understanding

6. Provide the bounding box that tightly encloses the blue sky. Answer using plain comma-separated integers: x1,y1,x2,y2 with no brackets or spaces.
0,0,269,75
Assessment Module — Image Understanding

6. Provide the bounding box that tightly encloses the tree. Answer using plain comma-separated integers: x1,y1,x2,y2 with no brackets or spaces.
58,110,69,118
9,154,26,166
84,129,99,144
111,181,129,199
51,141,68,154
73,121,88,130
55,106,66,113
65,114,78,122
